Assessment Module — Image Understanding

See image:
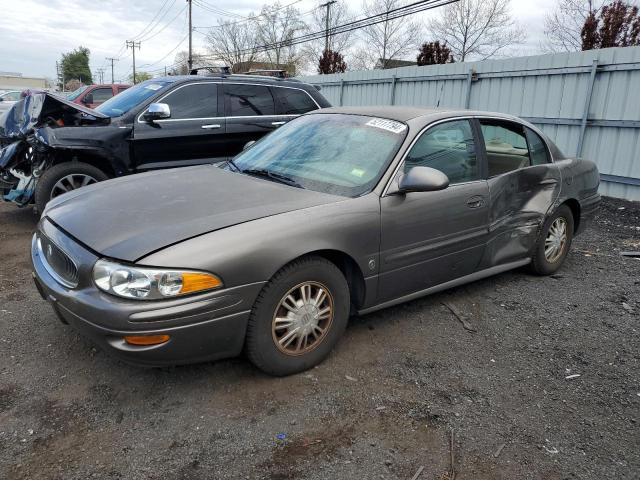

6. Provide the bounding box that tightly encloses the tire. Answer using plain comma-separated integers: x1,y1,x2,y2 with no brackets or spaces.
35,162,108,214
530,204,575,275
245,256,350,376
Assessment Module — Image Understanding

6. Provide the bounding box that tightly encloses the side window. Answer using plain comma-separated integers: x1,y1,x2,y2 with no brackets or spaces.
6,92,21,101
525,127,550,165
161,83,218,119
272,87,318,115
89,88,114,104
225,84,275,116
404,120,479,184
480,121,531,177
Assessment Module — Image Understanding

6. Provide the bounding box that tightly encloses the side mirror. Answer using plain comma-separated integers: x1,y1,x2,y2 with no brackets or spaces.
243,140,256,151
397,166,450,193
143,103,171,122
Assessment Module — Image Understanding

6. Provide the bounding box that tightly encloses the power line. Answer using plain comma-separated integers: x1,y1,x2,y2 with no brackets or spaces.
133,0,176,41
138,3,187,42
199,0,457,60
148,0,457,74
193,0,307,29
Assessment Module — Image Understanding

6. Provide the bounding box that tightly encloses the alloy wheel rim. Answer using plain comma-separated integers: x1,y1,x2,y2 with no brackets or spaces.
544,217,568,263
51,174,98,199
272,281,334,356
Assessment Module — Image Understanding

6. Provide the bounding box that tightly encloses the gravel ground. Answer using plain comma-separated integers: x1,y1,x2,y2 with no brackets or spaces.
0,197,638,480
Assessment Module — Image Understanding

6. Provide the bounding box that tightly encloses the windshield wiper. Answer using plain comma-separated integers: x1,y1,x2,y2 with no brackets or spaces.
226,158,241,172
241,168,303,189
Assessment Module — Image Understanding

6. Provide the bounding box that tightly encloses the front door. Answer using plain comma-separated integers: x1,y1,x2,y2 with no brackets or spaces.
378,119,490,302
132,82,227,170
478,119,562,265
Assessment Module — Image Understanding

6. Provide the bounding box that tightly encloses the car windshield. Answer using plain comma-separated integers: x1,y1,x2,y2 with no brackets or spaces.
231,113,408,197
66,85,89,101
95,80,172,117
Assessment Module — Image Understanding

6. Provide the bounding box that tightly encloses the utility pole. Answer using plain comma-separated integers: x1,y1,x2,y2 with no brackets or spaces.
126,40,141,83
105,57,118,84
96,68,105,84
187,0,193,72
320,1,336,52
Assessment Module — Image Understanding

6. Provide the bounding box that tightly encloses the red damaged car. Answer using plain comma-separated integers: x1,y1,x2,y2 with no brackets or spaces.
67,84,130,109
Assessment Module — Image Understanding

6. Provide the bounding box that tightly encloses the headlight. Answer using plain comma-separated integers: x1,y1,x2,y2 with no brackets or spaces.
93,259,222,300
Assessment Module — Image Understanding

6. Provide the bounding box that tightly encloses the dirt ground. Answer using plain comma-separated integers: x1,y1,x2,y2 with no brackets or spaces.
0,197,638,480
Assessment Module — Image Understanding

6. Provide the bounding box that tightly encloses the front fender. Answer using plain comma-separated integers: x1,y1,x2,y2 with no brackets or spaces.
137,194,382,300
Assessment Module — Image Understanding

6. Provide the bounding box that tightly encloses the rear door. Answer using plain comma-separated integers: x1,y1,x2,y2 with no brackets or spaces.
223,83,288,156
132,81,227,170
378,119,490,302
478,118,561,265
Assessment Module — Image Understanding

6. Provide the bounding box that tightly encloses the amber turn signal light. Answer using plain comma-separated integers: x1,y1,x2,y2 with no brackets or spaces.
124,334,170,346
180,272,222,294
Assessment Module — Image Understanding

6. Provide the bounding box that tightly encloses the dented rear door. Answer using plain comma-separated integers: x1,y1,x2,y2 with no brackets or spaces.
478,119,561,266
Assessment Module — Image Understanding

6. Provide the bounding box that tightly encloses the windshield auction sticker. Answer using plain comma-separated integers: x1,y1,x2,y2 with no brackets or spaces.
144,84,164,91
366,118,407,134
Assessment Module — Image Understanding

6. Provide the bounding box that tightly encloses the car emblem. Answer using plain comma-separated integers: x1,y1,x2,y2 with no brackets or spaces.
368,259,376,270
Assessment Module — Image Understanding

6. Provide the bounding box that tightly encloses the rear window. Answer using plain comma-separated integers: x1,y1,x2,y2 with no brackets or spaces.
225,84,275,116
272,87,318,115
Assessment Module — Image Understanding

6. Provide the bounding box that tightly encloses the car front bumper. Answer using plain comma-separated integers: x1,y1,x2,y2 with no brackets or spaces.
31,221,264,367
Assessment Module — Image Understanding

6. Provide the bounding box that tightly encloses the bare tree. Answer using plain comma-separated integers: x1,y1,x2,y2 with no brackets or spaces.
428,0,524,61
358,0,424,69
205,19,259,69
169,51,207,75
543,0,607,52
256,2,307,68
300,1,354,72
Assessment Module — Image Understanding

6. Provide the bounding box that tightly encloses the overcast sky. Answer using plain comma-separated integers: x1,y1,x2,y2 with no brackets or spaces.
0,0,558,82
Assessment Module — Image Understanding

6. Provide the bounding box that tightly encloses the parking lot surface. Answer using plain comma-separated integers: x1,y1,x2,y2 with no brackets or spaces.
0,198,638,480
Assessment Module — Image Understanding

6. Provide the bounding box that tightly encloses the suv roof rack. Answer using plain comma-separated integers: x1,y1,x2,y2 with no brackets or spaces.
190,66,231,76
244,69,288,79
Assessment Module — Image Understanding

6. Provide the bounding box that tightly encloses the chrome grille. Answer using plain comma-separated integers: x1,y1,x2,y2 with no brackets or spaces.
37,234,79,288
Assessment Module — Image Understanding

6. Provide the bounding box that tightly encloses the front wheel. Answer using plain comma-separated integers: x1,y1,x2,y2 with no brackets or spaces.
35,162,108,214
530,204,574,275
245,256,350,376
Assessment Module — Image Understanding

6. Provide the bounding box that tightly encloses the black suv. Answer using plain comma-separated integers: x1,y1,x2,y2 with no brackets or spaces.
0,74,330,212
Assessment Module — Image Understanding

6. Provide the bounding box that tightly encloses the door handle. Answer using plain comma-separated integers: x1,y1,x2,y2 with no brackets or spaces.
271,121,286,126
201,124,221,129
466,196,484,208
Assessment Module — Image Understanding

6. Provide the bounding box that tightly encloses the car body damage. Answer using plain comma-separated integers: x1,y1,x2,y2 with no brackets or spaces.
0,92,120,206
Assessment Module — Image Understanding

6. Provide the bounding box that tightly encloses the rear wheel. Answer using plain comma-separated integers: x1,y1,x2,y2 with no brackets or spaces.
35,162,108,214
245,256,350,376
530,204,574,275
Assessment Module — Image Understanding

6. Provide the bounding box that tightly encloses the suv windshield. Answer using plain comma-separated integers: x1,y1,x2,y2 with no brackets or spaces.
66,85,89,101
95,80,172,117
232,113,408,197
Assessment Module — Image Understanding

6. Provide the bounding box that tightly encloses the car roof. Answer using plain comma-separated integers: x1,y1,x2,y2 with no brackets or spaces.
313,106,521,123
152,74,309,89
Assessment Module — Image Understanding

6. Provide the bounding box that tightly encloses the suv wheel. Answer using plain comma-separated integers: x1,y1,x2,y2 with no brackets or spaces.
35,162,108,214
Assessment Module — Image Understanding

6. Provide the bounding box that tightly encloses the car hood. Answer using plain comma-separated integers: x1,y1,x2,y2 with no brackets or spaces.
0,92,109,139
44,165,344,262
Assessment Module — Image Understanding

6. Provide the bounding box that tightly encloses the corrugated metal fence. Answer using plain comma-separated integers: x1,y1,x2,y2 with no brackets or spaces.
300,46,640,201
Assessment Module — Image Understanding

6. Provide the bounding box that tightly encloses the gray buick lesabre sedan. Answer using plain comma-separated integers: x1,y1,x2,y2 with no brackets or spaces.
31,106,600,376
